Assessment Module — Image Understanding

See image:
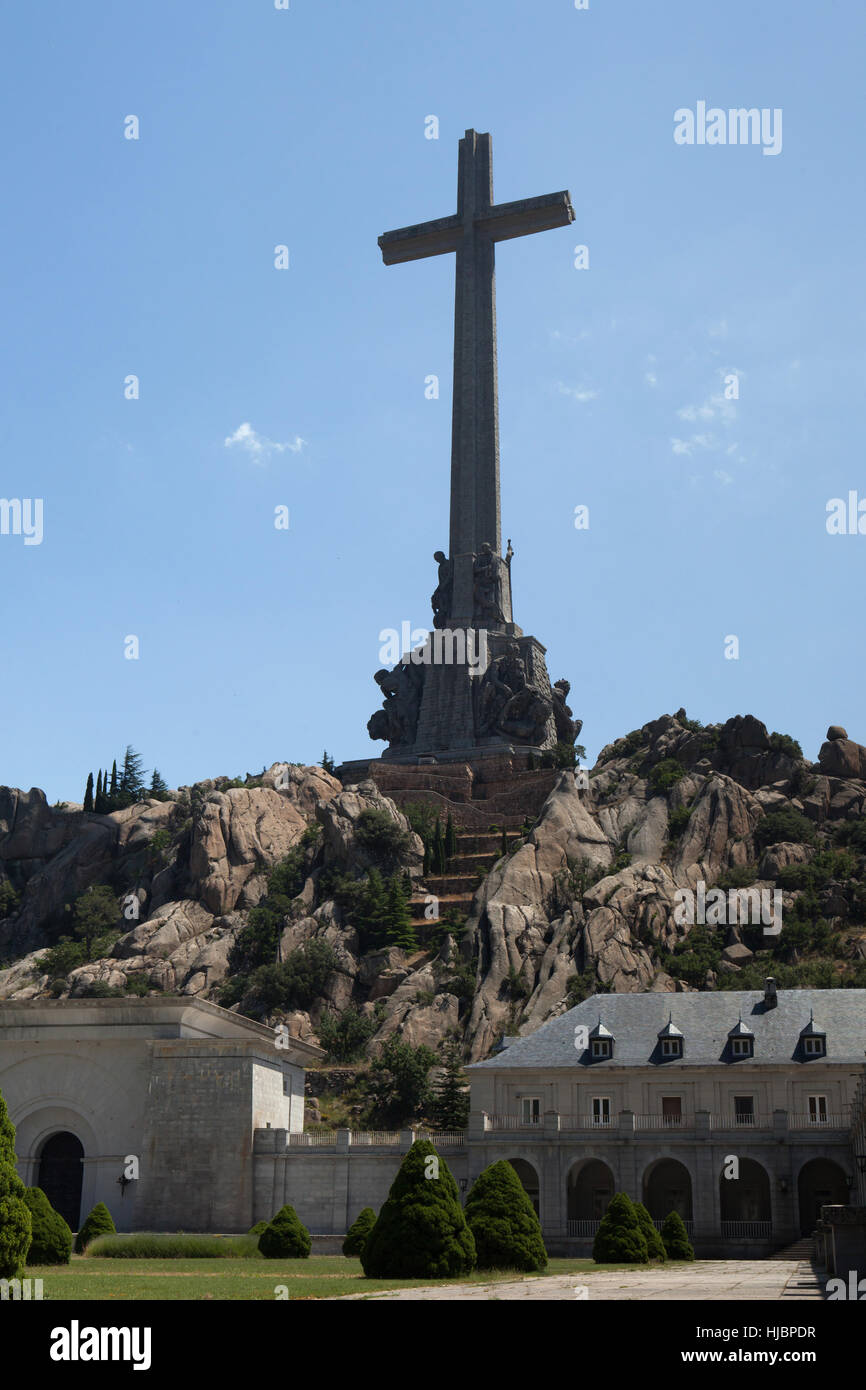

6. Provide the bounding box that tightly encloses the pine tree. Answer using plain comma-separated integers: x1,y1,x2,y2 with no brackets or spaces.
321,750,336,775
445,813,457,861
119,746,146,806
431,1039,470,1130
108,761,118,807
83,773,94,813
385,874,417,952
149,768,169,800
357,868,389,952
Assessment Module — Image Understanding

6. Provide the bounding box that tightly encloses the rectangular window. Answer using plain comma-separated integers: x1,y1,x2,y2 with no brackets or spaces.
808,1095,828,1125
734,1096,755,1125
591,1039,610,1058
731,1037,751,1057
661,1096,682,1126
520,1097,541,1125
804,1037,824,1056
661,1038,681,1057
591,1096,611,1127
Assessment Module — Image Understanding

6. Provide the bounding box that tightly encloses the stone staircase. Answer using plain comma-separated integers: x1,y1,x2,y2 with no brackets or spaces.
410,827,524,925
768,1236,816,1261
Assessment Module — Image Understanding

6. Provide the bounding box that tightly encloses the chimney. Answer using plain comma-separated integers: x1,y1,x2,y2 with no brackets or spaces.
764,977,778,1010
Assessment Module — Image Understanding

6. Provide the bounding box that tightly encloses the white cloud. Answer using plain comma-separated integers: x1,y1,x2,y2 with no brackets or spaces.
224,422,306,462
645,371,658,387
713,469,733,485
671,434,712,456
556,381,598,403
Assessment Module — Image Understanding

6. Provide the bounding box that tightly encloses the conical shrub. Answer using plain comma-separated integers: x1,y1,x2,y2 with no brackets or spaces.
24,1187,72,1265
258,1205,311,1259
632,1202,666,1262
361,1139,475,1278
661,1210,694,1261
592,1192,648,1264
342,1207,376,1257
0,1089,31,1278
74,1201,116,1254
465,1160,547,1272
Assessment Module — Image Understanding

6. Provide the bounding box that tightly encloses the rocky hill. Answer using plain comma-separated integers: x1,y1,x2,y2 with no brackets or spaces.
2,713,866,1071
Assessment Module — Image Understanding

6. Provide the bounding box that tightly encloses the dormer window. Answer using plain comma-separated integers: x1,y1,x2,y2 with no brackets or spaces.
589,1020,614,1060
727,1016,754,1060
800,1012,826,1059
658,1015,684,1060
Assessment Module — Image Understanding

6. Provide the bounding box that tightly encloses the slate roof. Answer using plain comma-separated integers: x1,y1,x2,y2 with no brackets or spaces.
469,989,866,1069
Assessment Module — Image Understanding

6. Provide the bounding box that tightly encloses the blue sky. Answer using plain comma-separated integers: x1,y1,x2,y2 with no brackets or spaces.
1,0,864,801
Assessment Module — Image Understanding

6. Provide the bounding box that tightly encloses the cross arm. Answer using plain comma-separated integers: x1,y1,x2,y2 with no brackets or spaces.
477,190,574,244
378,214,463,265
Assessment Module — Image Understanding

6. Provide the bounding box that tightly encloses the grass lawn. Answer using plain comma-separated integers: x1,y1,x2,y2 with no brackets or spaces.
25,1255,652,1301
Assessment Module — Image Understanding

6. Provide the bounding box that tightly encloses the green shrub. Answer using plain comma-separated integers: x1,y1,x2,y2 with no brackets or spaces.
0,1089,32,1278
258,1205,311,1259
648,759,685,794
343,1207,376,1257
41,936,88,980
355,809,411,865
86,1233,259,1258
361,1139,475,1278
835,818,866,853
248,1221,269,1238
592,1193,648,1264
769,731,803,760
661,1210,694,1260
465,1161,547,1272
754,808,815,851
0,879,21,919
74,1201,116,1253
317,1005,376,1062
716,864,758,889
667,806,692,841
23,1187,72,1265
632,1202,666,1262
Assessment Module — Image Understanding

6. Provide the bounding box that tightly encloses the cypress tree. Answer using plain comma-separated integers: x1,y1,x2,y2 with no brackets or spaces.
94,771,103,814
432,819,446,875
358,868,389,952
108,761,118,807
385,874,417,952
445,813,457,861
83,773,94,813
501,828,508,859
361,1139,475,1279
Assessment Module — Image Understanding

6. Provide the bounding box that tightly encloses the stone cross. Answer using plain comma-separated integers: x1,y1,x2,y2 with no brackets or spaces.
378,129,574,580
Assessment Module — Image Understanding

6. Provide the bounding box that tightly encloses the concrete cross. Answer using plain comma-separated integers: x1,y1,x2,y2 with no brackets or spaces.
379,128,574,565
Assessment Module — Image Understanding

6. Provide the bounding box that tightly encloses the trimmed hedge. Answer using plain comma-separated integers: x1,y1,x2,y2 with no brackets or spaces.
343,1207,376,1258
74,1202,116,1254
465,1160,547,1272
24,1187,72,1265
0,1089,31,1279
86,1233,259,1258
258,1205,312,1259
632,1202,666,1262
661,1210,695,1260
362,1139,475,1279
592,1193,648,1264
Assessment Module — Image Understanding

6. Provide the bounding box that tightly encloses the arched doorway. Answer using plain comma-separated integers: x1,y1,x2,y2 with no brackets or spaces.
567,1159,615,1224
719,1157,771,1235
797,1158,848,1235
37,1132,84,1231
507,1159,540,1217
643,1158,693,1222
